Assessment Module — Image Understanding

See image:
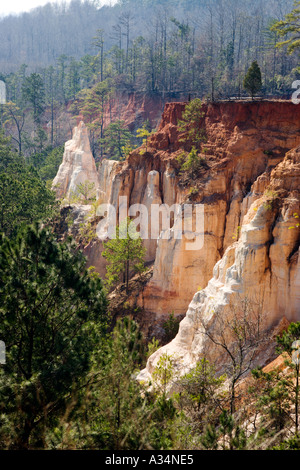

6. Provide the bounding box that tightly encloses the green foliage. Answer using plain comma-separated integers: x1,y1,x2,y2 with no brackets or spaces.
28,145,63,178
272,435,300,450
177,359,225,410
175,358,226,442
21,73,45,124
37,146,64,182
178,99,205,149
176,100,207,176
276,322,300,356
102,218,146,294
176,150,187,167
170,358,249,450
74,181,96,203
232,226,241,240
0,130,21,170
219,410,234,448
188,186,199,196
288,212,300,230
147,337,160,359
67,57,81,100
2,101,26,154
103,120,133,160
230,425,247,450
271,1,300,54
251,367,292,437
78,80,114,155
44,318,177,450
121,143,134,159
163,313,180,343
0,223,107,449
276,322,300,436
136,120,154,154
77,200,102,244
243,61,262,99
1,1,300,451
152,353,176,396
0,131,56,237
78,220,97,245
263,188,278,210
31,126,48,154
200,424,219,450
201,410,247,450
179,146,207,176
250,323,300,444
2,0,300,137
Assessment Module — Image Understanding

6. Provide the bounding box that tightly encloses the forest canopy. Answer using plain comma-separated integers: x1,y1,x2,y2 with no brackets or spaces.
0,0,296,101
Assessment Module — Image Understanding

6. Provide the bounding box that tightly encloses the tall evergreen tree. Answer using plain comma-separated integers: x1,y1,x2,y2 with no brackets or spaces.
271,1,300,54
21,73,45,125
0,223,107,449
243,61,262,99
0,131,55,236
103,120,133,160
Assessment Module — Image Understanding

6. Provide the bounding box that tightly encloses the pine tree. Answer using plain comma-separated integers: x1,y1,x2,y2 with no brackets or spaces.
103,120,133,160
243,61,262,100
0,131,55,237
271,1,300,54
21,73,45,125
0,223,107,449
276,322,300,436
178,98,205,149
79,79,113,159
102,218,146,294
136,120,153,154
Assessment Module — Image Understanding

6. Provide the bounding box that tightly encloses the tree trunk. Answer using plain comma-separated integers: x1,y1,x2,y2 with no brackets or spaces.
296,366,299,436
16,419,33,450
126,259,129,294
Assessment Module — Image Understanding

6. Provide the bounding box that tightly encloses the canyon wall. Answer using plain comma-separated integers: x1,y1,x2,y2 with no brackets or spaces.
138,100,300,319
139,100,300,378
53,99,300,373
102,91,193,133
139,144,300,380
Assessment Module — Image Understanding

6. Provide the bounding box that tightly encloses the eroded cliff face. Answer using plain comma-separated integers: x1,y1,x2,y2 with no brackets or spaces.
53,100,300,363
102,91,193,133
137,100,300,319
139,145,300,380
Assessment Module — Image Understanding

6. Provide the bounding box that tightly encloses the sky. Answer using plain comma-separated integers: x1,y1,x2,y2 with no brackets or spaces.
0,0,117,17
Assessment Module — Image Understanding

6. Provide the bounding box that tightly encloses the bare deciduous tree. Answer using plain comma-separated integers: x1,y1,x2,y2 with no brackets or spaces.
200,294,267,415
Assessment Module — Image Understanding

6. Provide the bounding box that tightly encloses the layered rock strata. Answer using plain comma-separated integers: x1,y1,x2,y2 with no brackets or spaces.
53,101,300,363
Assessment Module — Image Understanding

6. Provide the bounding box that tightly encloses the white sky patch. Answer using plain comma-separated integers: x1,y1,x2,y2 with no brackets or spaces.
0,0,117,17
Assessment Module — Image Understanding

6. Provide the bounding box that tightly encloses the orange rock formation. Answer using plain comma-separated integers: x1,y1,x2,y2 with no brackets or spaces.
53,99,300,375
